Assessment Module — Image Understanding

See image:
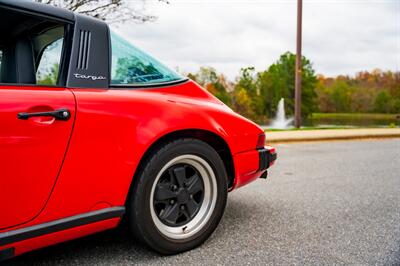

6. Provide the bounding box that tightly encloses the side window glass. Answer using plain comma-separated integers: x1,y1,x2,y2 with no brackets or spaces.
36,38,64,86
110,31,182,85
0,9,65,86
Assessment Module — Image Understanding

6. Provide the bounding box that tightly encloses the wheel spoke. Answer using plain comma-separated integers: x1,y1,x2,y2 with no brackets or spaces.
187,174,203,194
155,183,176,201
172,166,187,188
153,160,208,228
185,199,199,218
159,204,180,224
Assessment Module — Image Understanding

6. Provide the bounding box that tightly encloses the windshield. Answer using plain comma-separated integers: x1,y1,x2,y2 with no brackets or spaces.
110,31,182,85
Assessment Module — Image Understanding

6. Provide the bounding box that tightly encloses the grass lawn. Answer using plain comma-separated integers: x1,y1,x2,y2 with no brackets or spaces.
311,113,399,120
263,113,399,131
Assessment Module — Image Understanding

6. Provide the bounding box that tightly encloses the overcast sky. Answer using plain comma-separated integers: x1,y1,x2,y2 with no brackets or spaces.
113,0,399,79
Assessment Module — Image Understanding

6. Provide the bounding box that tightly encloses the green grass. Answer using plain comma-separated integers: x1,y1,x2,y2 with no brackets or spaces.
264,112,400,131
309,112,399,127
311,113,399,120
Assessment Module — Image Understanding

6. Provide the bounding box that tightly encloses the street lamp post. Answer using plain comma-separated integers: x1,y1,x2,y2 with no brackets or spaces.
294,0,303,128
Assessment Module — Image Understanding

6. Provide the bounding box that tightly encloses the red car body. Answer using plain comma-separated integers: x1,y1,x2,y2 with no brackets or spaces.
0,0,276,260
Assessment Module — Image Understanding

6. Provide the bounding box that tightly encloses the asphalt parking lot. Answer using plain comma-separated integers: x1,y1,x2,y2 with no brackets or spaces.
7,139,400,265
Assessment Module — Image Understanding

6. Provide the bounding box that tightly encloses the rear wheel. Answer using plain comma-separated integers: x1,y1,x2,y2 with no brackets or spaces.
128,138,227,254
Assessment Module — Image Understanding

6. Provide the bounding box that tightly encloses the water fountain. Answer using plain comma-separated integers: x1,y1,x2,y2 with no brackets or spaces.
269,98,293,129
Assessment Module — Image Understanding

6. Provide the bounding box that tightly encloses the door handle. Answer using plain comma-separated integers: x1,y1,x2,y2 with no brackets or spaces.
17,108,71,121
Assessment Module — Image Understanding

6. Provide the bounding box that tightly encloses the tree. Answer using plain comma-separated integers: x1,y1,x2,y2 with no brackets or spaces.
188,67,230,105
317,69,400,114
374,90,391,113
233,67,266,122
231,87,255,120
315,75,335,112
192,67,219,86
37,63,59,85
350,86,375,113
114,56,161,83
35,0,168,23
257,52,318,119
329,80,353,112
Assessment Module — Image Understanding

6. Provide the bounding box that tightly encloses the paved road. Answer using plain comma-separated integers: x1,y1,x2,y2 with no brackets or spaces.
8,139,400,265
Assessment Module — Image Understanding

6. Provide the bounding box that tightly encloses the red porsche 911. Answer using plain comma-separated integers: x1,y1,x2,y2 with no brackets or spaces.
0,0,276,260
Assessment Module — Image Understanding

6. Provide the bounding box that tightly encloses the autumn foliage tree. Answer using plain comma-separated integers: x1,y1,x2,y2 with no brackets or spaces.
232,68,258,121
188,53,319,124
188,67,231,105
316,70,400,114
188,57,399,124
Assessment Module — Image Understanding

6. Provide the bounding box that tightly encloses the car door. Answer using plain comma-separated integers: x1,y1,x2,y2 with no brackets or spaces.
0,17,75,229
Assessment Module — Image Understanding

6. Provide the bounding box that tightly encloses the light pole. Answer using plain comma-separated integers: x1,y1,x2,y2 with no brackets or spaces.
294,0,302,128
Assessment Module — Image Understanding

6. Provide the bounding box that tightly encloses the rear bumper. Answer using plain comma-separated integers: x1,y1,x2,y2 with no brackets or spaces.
231,145,277,189
258,146,277,170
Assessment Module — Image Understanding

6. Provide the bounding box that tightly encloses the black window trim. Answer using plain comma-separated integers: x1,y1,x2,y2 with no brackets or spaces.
57,23,74,86
0,3,74,25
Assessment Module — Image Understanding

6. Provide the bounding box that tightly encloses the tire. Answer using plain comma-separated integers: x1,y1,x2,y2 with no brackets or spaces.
128,138,228,254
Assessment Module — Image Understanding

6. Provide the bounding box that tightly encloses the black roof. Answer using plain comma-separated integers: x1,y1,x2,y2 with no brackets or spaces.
0,0,75,22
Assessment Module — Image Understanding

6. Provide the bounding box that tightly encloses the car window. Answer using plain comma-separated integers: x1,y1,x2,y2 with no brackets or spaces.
36,38,64,86
0,12,65,86
110,31,182,85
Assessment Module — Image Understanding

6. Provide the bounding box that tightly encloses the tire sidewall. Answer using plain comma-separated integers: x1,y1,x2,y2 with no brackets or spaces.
129,139,227,254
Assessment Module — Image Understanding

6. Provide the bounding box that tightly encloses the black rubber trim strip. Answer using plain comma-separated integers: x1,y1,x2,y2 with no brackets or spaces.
258,149,268,170
270,152,277,163
0,79,189,90
109,78,189,90
0,247,14,261
258,148,277,171
0,207,125,246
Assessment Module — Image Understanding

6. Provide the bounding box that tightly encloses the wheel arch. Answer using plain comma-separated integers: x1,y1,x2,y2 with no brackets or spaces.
128,129,235,205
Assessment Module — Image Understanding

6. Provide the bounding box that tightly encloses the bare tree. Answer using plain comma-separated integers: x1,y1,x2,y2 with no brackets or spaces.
35,0,168,24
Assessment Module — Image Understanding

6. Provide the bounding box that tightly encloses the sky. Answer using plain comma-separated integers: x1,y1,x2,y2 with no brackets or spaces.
113,0,400,80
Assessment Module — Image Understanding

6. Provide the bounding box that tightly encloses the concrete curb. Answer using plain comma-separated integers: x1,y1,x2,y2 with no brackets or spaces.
265,128,400,143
